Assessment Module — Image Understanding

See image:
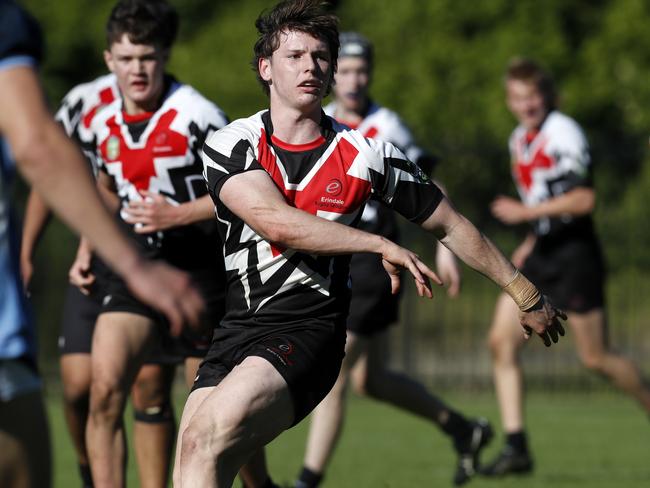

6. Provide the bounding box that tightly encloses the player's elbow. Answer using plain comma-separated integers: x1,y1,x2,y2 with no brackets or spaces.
574,188,596,215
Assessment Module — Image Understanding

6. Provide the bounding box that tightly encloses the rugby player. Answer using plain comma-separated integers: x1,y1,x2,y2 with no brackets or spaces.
482,57,650,477
0,1,202,486
78,1,235,486
21,71,201,488
295,32,491,487
172,2,565,486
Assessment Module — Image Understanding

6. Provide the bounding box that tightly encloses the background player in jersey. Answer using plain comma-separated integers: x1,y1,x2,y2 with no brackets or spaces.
482,57,650,477
20,71,205,488
76,2,236,486
295,32,490,487
173,2,565,486
0,1,204,487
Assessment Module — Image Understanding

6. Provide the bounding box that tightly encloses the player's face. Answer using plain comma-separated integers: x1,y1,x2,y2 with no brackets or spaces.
332,56,371,113
259,30,333,112
104,34,168,114
506,79,548,130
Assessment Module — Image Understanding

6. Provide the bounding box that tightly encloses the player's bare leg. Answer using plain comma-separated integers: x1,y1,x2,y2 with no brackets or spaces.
183,356,201,388
174,356,293,487
483,293,536,476
570,309,650,411
87,312,156,487
131,363,176,488
487,293,528,433
60,353,93,486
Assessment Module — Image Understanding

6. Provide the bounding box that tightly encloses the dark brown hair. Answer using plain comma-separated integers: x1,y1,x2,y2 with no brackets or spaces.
505,57,557,110
106,0,178,50
252,0,339,96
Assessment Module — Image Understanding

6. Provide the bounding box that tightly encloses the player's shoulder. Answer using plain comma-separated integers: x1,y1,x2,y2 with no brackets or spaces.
60,73,117,108
205,111,266,152
166,82,229,126
366,103,406,130
544,110,587,144
330,115,403,159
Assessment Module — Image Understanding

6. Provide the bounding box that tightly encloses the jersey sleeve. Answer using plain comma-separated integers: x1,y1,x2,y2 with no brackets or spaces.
189,100,230,155
202,122,265,203
550,121,593,190
0,1,43,70
366,138,443,224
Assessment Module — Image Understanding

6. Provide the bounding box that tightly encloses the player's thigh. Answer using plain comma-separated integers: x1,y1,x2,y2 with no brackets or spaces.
567,308,607,362
91,312,157,388
487,292,526,348
60,353,92,400
190,356,293,450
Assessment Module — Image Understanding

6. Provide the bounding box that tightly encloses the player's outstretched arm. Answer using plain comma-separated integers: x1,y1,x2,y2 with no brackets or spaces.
422,196,566,346
219,169,442,298
0,65,203,333
123,191,215,233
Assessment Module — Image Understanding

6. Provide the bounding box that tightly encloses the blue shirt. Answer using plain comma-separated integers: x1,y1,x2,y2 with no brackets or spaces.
0,0,42,365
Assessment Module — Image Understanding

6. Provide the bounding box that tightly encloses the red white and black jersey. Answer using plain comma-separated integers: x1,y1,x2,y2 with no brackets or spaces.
55,73,119,176
89,77,229,269
510,110,594,238
202,110,442,328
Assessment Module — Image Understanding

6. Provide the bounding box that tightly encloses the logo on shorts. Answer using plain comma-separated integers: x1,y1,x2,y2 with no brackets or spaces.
265,339,295,367
102,294,112,306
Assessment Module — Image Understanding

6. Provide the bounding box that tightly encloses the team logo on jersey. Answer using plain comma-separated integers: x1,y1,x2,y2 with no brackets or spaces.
106,135,120,160
325,178,343,196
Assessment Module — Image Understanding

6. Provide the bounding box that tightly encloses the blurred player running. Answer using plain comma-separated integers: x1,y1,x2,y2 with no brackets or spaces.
483,57,650,477
295,32,493,487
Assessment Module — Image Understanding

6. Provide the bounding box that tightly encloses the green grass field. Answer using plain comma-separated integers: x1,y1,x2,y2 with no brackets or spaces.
46,386,649,488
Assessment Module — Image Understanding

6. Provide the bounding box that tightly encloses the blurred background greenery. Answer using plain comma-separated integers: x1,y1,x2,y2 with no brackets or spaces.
18,0,650,388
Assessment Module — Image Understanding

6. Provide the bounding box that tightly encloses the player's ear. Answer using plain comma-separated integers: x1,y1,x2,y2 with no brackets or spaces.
104,50,115,72
259,57,272,83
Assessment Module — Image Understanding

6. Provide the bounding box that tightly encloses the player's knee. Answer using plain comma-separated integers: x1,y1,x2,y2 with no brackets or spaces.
89,378,124,419
580,352,605,372
487,329,517,363
133,401,174,424
62,379,90,409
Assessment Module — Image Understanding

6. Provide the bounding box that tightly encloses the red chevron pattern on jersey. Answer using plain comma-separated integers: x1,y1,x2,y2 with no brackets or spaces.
257,129,371,256
513,136,554,192
99,109,186,192
83,87,117,129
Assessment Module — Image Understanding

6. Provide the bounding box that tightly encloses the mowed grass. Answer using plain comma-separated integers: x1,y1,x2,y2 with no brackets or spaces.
46,386,649,487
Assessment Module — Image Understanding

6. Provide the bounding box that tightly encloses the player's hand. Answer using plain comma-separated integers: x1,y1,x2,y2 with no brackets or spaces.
519,295,567,347
435,243,461,298
124,191,185,233
124,260,205,337
491,195,530,225
380,240,442,298
68,248,95,295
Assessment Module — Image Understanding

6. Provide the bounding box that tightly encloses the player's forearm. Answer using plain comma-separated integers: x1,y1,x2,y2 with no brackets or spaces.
254,202,388,256
176,195,215,226
20,190,51,264
528,187,595,220
423,198,515,287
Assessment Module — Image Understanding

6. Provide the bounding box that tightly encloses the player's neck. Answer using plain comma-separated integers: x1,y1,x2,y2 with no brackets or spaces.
269,103,323,145
334,100,368,126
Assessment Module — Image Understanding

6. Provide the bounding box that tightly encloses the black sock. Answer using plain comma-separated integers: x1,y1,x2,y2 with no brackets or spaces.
440,409,473,442
295,466,323,488
506,431,529,453
79,463,93,488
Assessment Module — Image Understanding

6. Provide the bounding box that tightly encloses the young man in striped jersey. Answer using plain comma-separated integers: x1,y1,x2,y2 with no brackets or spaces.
173,2,565,486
